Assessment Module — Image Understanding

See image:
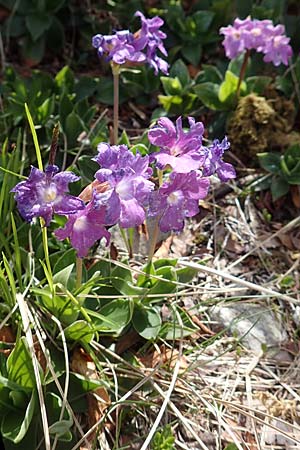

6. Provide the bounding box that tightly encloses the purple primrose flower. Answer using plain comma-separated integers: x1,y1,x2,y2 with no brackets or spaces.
262,25,292,66
134,11,169,74
202,137,236,182
11,165,84,226
149,171,210,232
220,17,292,66
148,116,206,172
94,143,152,178
55,192,110,258
92,30,146,65
94,144,154,228
92,11,168,73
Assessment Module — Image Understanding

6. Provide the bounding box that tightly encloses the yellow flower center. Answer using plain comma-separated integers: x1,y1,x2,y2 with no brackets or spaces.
43,186,57,203
251,28,261,37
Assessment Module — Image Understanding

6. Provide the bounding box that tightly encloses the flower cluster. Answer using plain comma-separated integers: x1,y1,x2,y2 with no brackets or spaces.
93,144,154,228
220,17,292,66
148,117,235,233
92,11,168,74
12,117,235,257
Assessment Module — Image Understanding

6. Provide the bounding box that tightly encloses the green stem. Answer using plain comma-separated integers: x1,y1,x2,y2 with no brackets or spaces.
76,257,83,290
111,63,120,145
148,169,163,261
41,223,52,278
119,227,132,257
65,288,91,323
147,217,160,261
236,49,250,99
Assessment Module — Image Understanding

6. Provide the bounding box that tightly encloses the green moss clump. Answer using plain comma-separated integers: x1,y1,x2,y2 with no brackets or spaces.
227,93,296,163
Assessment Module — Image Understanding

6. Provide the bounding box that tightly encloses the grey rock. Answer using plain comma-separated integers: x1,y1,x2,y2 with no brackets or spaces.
210,303,288,355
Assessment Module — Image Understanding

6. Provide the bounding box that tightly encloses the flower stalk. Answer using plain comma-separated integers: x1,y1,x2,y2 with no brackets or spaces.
237,49,250,99
41,221,52,278
111,63,120,145
76,257,83,290
148,169,163,261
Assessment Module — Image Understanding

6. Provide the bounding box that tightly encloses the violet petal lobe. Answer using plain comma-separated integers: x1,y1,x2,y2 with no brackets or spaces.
11,165,84,225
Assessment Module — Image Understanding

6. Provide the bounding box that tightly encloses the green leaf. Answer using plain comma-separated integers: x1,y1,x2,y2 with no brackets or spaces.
25,13,52,41
152,424,175,450
161,77,183,96
38,289,80,325
45,0,66,13
89,298,133,333
3,15,26,38
7,338,36,389
224,444,239,450
49,420,72,440
158,94,183,113
55,66,74,93
271,176,289,201
228,53,249,77
275,73,293,97
21,36,45,65
75,77,97,102
37,95,55,123
77,156,99,182
53,248,76,274
148,266,177,297
195,65,223,84
1,391,36,443
53,263,74,287
170,59,190,87
46,392,73,441
193,82,223,110
246,76,272,95
119,130,130,147
236,0,253,18
69,372,108,393
75,99,96,124
175,266,197,284
0,375,26,393
159,307,198,340
219,70,246,104
258,152,281,173
284,144,300,165
63,320,94,344
285,168,300,185
182,43,202,66
132,305,161,340
65,111,84,147
95,78,114,105
193,10,215,33
59,93,74,127
137,261,156,288
45,16,65,51
111,265,147,296
9,391,28,409
153,259,177,269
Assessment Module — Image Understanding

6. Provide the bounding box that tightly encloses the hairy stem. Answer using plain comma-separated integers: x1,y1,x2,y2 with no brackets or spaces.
237,49,250,98
76,257,83,290
147,217,160,261
111,63,120,145
41,223,52,279
119,227,132,258
148,169,163,261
